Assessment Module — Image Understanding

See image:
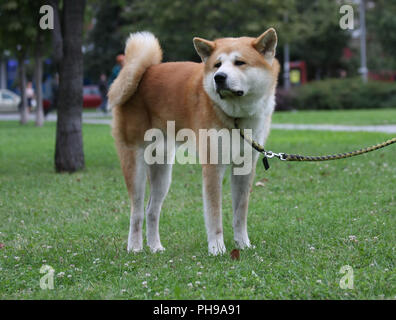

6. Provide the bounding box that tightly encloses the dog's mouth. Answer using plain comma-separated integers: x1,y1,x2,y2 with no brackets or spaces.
216,88,244,99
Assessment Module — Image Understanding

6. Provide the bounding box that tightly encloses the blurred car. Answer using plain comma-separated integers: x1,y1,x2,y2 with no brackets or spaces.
43,85,102,111
83,85,102,108
0,89,21,112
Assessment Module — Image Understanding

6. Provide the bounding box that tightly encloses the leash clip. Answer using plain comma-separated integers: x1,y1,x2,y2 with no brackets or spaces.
265,151,286,161
265,151,275,158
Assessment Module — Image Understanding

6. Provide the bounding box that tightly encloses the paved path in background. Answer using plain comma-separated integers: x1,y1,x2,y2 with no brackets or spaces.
271,123,396,134
1,112,396,133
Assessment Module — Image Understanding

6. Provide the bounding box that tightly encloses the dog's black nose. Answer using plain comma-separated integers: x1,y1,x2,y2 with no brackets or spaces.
214,72,227,84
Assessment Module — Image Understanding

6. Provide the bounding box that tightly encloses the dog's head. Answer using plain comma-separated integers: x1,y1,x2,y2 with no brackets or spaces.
193,28,279,117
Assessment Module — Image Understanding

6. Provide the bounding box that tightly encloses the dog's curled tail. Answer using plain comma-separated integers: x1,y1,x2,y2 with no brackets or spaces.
108,32,162,109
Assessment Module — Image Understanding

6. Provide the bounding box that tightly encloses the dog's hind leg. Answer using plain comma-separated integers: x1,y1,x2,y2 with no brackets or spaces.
117,145,147,253
146,160,173,252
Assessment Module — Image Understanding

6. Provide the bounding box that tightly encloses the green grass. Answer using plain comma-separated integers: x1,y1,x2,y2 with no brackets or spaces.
0,119,395,299
272,108,396,125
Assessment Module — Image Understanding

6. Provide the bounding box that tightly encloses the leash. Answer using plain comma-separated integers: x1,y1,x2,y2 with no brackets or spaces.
234,118,396,170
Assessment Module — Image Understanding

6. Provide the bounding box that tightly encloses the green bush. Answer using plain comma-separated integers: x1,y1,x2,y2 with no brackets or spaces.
288,78,396,110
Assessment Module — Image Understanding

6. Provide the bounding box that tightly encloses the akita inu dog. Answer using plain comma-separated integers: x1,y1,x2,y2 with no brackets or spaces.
109,29,280,255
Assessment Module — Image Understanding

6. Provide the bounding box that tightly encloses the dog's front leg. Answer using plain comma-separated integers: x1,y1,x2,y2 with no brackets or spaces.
231,158,258,249
202,164,227,255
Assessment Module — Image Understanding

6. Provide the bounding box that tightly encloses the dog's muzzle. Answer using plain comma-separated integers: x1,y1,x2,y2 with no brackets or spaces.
214,73,244,99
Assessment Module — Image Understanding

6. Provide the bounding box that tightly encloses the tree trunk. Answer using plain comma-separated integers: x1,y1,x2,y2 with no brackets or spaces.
18,56,28,125
0,58,6,89
35,34,44,127
54,0,86,172
49,0,63,67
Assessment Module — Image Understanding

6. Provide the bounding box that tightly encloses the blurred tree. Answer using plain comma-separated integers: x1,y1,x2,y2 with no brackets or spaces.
368,0,396,56
33,2,52,127
366,0,396,70
0,0,36,124
121,0,297,62
50,0,86,173
118,0,349,81
291,0,350,79
84,0,127,81
0,0,51,126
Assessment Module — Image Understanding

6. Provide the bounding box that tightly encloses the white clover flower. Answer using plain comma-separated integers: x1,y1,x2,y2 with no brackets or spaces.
187,283,193,288
57,272,65,278
142,281,148,288
348,235,358,242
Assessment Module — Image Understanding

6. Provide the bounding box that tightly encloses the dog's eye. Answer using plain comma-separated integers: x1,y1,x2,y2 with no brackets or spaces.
214,62,222,68
235,60,246,66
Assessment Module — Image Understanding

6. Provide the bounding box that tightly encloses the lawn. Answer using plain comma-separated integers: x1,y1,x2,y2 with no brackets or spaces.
0,117,395,299
272,108,396,125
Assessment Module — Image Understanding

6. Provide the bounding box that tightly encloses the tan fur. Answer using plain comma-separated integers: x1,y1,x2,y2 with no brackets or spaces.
108,32,162,110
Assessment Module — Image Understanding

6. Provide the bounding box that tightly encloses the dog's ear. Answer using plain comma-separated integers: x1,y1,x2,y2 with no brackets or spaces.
253,28,277,64
193,37,215,62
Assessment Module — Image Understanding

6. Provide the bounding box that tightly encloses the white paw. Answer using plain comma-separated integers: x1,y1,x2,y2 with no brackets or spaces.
208,239,226,256
149,243,165,253
235,237,251,250
127,242,143,253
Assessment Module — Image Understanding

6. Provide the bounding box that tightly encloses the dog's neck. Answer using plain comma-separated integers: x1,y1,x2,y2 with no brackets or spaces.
210,92,275,131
